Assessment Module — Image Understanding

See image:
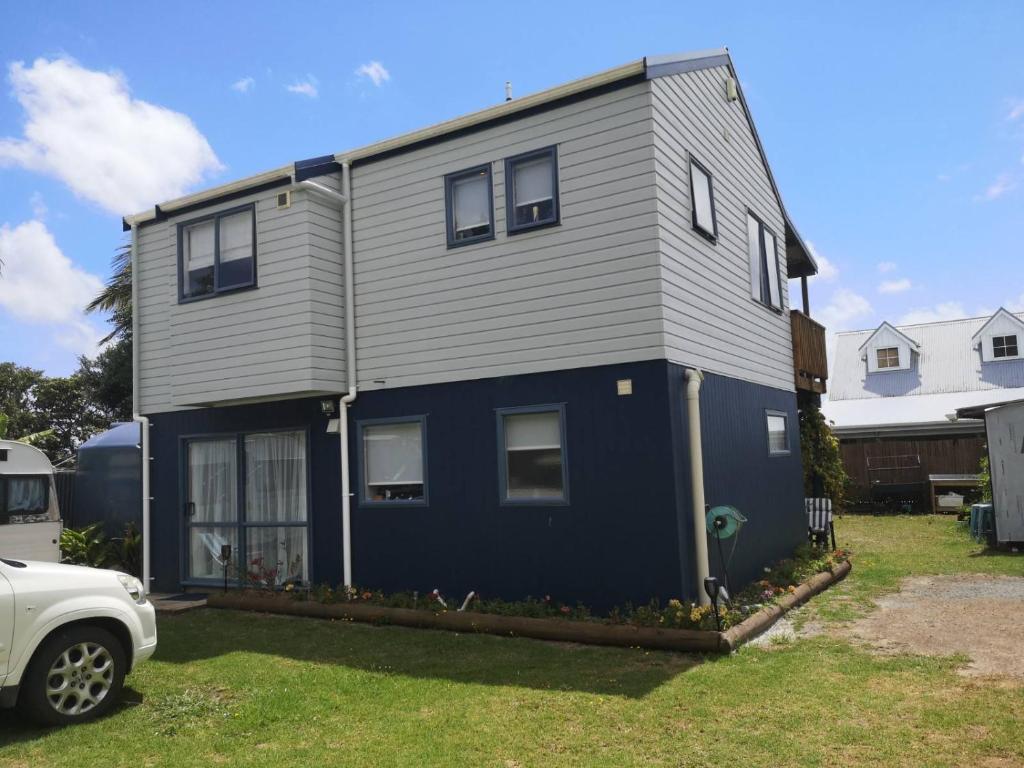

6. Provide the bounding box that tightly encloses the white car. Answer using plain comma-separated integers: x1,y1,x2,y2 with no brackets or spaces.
0,557,157,725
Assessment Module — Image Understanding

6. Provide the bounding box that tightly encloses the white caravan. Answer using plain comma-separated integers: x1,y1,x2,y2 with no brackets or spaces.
0,440,62,562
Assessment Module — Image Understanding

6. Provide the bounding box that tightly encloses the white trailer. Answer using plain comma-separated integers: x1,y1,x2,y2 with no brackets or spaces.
0,440,62,562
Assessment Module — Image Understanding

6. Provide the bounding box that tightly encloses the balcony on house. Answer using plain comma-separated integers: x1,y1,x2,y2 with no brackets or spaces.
791,309,828,394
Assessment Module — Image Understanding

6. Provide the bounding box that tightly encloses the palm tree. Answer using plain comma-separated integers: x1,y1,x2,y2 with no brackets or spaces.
86,242,132,343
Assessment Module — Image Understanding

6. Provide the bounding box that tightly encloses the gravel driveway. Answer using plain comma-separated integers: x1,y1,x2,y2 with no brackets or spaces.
850,574,1024,678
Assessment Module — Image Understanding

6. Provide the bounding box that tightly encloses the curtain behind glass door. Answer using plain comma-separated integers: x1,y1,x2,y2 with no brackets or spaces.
187,439,237,580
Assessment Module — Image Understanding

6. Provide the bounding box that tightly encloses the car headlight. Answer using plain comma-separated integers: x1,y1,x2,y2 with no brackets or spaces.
118,574,147,604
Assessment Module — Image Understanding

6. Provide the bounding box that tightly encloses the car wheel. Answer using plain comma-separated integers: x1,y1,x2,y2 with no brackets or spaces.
19,625,127,726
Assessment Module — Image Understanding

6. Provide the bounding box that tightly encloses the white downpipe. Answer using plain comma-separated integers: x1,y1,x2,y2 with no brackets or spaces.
685,369,711,606
339,161,357,588
294,168,357,587
129,222,152,595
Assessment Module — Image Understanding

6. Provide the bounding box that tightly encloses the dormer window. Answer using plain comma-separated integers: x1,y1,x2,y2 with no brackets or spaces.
993,335,1019,359
972,308,1024,362
876,347,900,369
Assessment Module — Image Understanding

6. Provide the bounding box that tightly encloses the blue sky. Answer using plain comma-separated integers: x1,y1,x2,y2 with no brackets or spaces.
1,1,1022,374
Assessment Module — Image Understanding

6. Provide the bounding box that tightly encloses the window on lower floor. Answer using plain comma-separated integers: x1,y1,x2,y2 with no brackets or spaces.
185,430,308,585
993,335,1019,359
766,411,790,456
497,405,568,504
178,205,256,301
876,346,900,369
359,417,427,505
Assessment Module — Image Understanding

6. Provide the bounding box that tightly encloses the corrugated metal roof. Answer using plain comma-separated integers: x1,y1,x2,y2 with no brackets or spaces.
824,312,1024,432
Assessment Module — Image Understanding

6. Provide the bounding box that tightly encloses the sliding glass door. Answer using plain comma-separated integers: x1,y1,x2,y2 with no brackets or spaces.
185,430,308,586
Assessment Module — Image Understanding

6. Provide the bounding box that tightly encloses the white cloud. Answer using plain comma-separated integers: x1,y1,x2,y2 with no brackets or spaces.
286,77,318,98
897,302,968,325
231,76,255,93
806,241,838,281
0,219,105,354
0,57,222,216
818,289,873,333
1006,98,1024,122
878,278,912,294
1005,293,1024,313
977,172,1017,201
877,261,897,273
355,61,390,87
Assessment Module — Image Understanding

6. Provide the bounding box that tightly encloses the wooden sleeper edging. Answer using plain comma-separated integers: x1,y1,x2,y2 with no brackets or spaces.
205,560,851,654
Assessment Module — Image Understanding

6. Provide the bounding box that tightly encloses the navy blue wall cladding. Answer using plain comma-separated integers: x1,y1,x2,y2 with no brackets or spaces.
348,360,684,610
667,365,806,596
144,359,806,610
146,398,344,593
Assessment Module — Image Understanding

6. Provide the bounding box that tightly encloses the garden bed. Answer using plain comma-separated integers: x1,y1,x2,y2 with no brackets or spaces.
206,559,851,654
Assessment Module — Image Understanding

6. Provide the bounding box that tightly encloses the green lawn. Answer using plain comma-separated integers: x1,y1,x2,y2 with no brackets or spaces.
2,516,1022,767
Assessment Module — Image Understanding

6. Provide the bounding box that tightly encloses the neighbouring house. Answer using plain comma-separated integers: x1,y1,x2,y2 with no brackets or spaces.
124,49,825,609
824,309,1024,512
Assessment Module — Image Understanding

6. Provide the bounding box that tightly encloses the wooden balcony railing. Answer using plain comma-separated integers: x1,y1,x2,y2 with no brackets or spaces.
791,310,828,394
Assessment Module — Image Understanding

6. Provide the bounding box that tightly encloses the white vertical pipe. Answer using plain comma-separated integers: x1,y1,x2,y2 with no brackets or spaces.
296,165,357,588
685,369,711,605
339,161,357,588
129,221,151,595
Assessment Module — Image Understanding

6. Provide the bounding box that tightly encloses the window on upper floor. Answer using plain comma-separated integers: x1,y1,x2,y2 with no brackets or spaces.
876,347,901,369
445,164,494,247
993,335,1019,359
747,212,782,310
359,417,427,505
178,205,256,301
506,146,560,233
689,156,718,242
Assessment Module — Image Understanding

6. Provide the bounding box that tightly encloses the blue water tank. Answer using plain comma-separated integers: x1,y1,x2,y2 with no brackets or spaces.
72,423,141,534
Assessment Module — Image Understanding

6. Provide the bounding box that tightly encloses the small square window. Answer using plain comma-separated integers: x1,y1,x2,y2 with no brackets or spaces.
445,164,494,247
993,335,1019,359
505,146,560,233
690,157,718,242
178,205,256,301
876,347,901,369
497,405,568,504
360,418,427,505
766,411,789,456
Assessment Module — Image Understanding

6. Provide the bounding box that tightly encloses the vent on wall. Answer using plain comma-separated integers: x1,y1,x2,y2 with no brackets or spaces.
0,449,8,462
277,190,292,209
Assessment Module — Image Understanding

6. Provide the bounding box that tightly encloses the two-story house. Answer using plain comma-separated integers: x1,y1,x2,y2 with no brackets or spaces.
125,49,823,609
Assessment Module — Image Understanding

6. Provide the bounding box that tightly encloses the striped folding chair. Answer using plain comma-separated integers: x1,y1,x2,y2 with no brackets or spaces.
805,498,836,551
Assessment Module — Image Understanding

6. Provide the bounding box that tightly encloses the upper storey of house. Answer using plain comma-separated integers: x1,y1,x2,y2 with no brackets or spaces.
127,49,818,415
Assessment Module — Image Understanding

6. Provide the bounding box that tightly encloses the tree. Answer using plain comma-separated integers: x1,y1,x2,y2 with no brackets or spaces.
85,242,131,344
0,362,44,440
77,339,132,422
799,403,849,509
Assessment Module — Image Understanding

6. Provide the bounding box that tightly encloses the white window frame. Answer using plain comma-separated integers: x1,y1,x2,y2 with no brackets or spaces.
876,346,901,369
